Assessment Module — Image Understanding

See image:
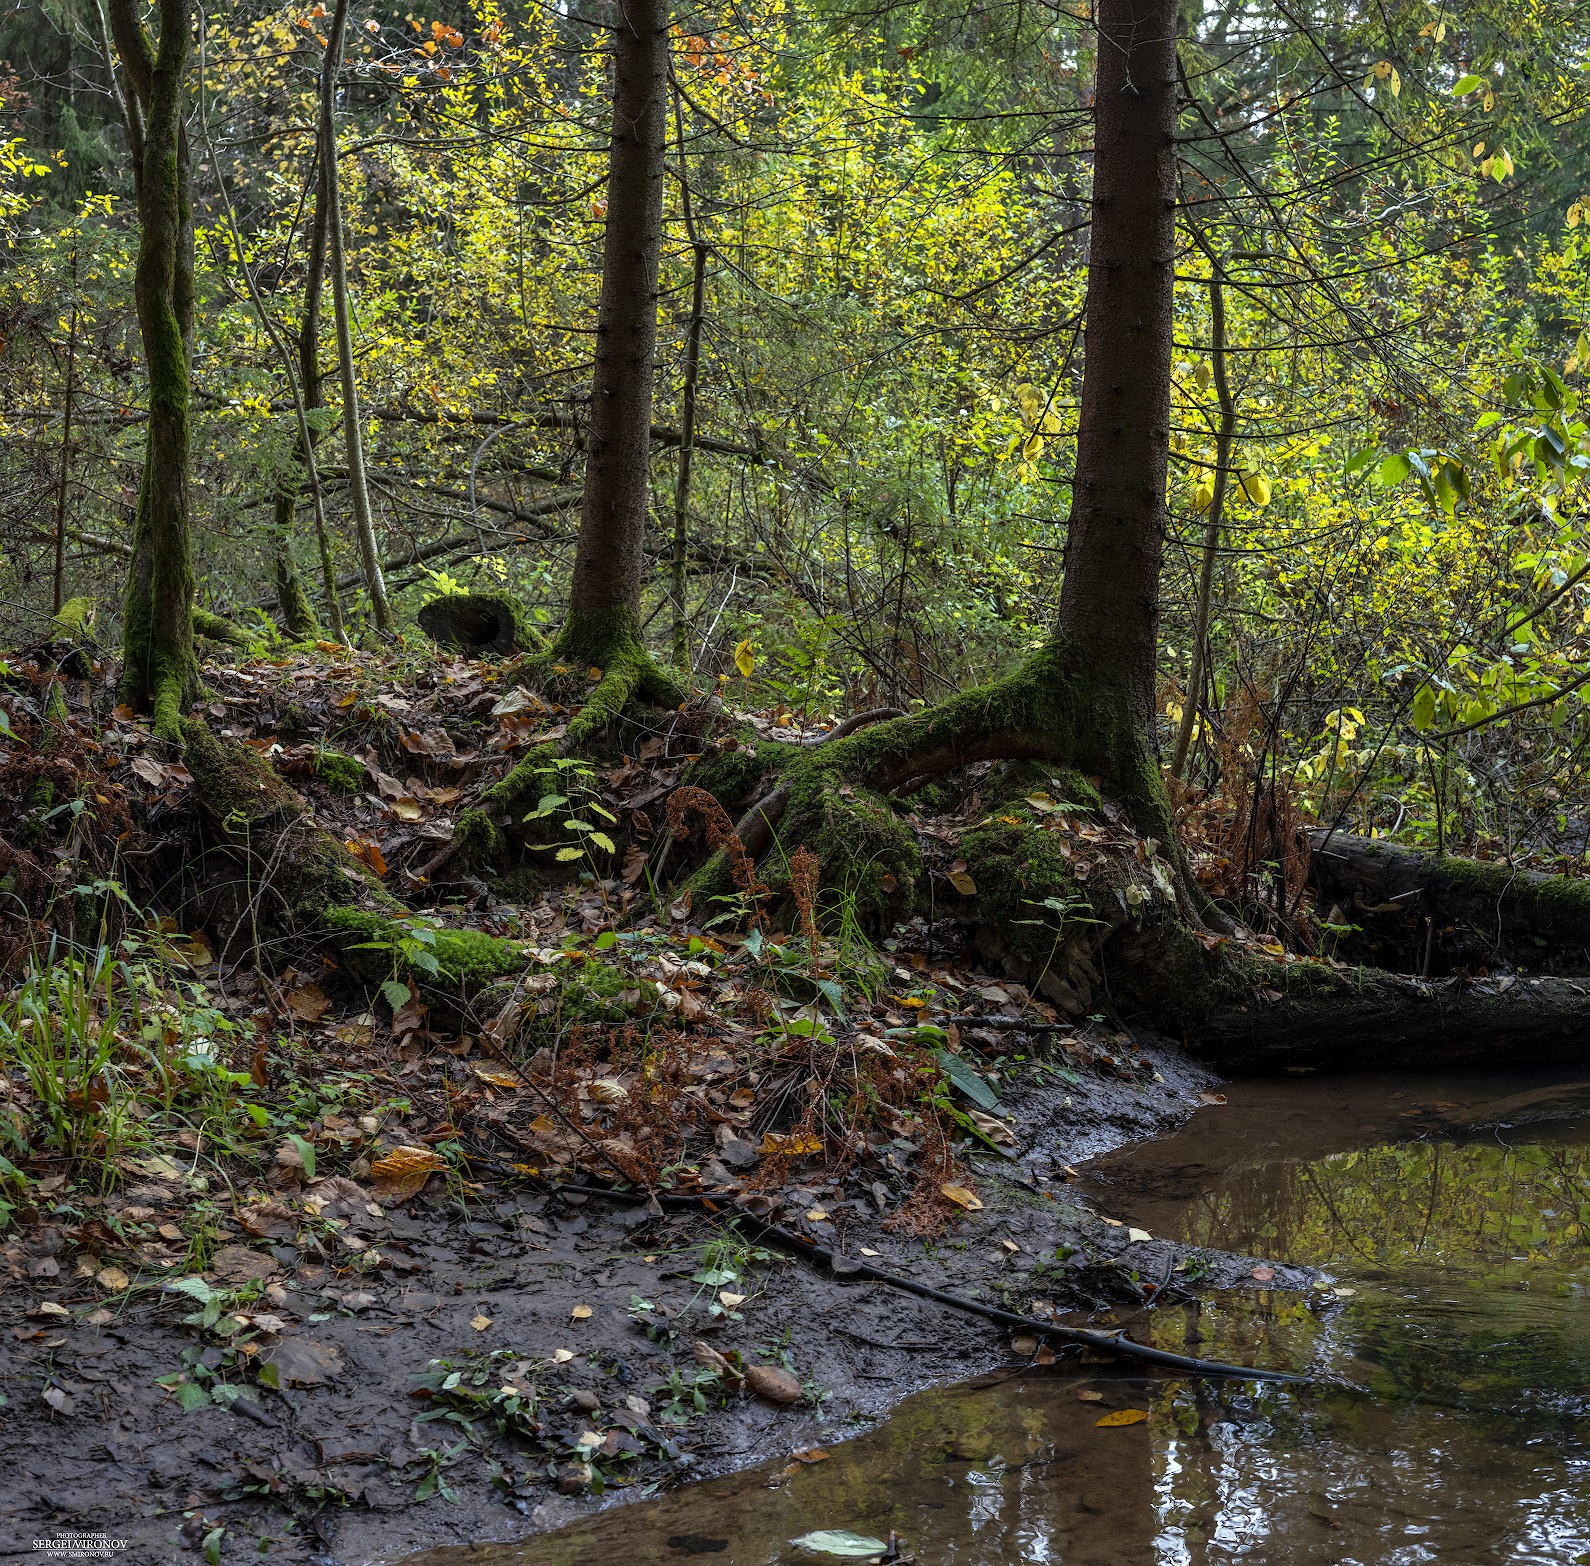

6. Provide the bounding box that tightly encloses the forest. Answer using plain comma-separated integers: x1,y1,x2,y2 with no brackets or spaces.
2,0,1590,1561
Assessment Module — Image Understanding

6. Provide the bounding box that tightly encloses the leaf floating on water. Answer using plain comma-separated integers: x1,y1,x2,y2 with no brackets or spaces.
1076,1389,1105,1402
791,1530,891,1557
1096,1408,1148,1427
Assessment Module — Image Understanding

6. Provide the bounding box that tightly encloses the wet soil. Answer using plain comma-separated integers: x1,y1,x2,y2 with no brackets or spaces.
454,1065,1590,1566
0,1036,1291,1566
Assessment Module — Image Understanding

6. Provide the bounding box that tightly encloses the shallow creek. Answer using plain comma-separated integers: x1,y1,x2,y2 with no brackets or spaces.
406,1067,1590,1565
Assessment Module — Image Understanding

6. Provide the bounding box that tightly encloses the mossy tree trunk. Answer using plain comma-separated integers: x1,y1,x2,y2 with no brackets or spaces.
107,0,199,737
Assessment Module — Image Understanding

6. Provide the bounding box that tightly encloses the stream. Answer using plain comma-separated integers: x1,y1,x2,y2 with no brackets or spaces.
403,1066,1590,1565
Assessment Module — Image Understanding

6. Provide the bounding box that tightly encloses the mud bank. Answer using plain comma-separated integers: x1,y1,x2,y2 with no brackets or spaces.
0,1034,1309,1566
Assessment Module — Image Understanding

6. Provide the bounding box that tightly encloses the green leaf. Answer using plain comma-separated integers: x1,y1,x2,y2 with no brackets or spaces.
1376,452,1411,486
286,1132,317,1181
555,846,584,862
792,1531,891,1557
589,831,616,854
381,978,412,1010
1453,73,1484,95
1411,684,1437,731
165,1275,214,1305
1345,446,1380,474
934,1049,1001,1112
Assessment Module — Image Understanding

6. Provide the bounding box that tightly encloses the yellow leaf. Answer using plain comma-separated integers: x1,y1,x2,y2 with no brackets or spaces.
1192,479,1215,512
474,1066,522,1090
1240,471,1272,506
760,1131,823,1156
571,1303,593,1320
948,870,977,895
96,1266,130,1292
941,1184,983,1211
1096,1408,1148,1427
470,1314,492,1332
733,638,756,678
370,1145,448,1198
389,797,424,822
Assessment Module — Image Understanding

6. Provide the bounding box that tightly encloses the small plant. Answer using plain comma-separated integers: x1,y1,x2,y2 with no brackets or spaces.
522,757,619,871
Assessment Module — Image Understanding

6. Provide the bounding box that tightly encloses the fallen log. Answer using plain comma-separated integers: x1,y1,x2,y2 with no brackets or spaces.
1201,961,1590,1072
416,590,542,657
1308,828,1590,968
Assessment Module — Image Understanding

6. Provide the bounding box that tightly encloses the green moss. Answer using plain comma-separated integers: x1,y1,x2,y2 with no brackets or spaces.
682,735,797,810
52,596,98,639
778,770,922,923
193,608,252,648
958,814,1091,968
417,590,543,658
322,906,525,988
313,749,365,794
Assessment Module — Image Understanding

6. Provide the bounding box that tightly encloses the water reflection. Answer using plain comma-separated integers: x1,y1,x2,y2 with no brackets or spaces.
400,1076,1590,1566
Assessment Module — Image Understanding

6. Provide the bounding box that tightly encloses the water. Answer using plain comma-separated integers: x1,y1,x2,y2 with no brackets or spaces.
406,1068,1590,1565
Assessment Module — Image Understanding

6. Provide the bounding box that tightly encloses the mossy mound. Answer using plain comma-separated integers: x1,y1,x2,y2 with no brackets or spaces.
313,748,365,794
417,591,541,658
778,769,921,924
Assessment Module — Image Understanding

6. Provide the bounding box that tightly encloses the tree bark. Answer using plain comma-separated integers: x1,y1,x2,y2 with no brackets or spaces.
1309,829,1590,968
559,0,668,666
320,0,393,635
1170,267,1233,780
1045,0,1179,808
108,0,199,736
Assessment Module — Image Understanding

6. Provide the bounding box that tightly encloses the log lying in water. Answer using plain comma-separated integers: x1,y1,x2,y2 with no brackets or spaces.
1202,963,1590,1072
1308,828,1590,965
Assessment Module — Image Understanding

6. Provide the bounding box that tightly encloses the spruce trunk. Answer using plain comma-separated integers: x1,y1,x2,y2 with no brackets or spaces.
559,0,667,667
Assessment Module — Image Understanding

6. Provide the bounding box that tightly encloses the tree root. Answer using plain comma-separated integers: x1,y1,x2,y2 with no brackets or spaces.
193,608,253,648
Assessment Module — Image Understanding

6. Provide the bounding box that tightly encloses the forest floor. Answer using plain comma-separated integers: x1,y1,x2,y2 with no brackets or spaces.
0,636,1312,1565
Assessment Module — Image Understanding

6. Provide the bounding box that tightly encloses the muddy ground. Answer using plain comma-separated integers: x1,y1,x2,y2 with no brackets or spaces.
0,1033,1314,1566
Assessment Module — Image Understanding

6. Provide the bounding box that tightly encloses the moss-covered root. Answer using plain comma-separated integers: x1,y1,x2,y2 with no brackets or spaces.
419,628,690,883
180,718,528,995
193,608,254,648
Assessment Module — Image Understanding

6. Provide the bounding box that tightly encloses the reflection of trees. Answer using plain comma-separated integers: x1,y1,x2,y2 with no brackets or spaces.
1171,1131,1590,1279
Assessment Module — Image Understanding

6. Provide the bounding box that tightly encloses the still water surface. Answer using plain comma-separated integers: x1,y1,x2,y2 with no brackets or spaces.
412,1068,1590,1565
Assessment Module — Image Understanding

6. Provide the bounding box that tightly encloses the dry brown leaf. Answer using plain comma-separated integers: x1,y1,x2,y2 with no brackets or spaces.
743,1363,803,1404
370,1145,448,1198
284,983,332,1023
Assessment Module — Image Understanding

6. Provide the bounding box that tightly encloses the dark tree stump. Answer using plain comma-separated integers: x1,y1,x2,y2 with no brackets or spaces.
416,592,536,657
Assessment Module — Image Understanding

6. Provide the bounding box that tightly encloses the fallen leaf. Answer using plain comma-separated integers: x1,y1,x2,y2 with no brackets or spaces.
550,1349,575,1363
470,1314,492,1332
1197,1090,1228,1106
1096,1408,1148,1427
791,1531,889,1558
859,1246,881,1257
718,1290,747,1308
95,1266,130,1292
370,1145,448,1199
792,1448,830,1463
805,1208,829,1223
1076,1389,1105,1402
571,1303,593,1320
1127,1228,1153,1243
28,1302,71,1321
284,982,332,1023
259,1337,343,1389
42,1385,76,1416
940,1183,983,1211
947,869,978,895
1010,1335,1037,1355
211,1245,278,1285
1251,1265,1276,1282
744,1363,804,1404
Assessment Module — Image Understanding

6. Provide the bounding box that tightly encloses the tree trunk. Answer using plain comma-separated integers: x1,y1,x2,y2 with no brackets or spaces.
108,0,199,736
274,151,341,641
1170,268,1233,780
1044,0,1179,810
559,0,668,667
320,0,393,635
